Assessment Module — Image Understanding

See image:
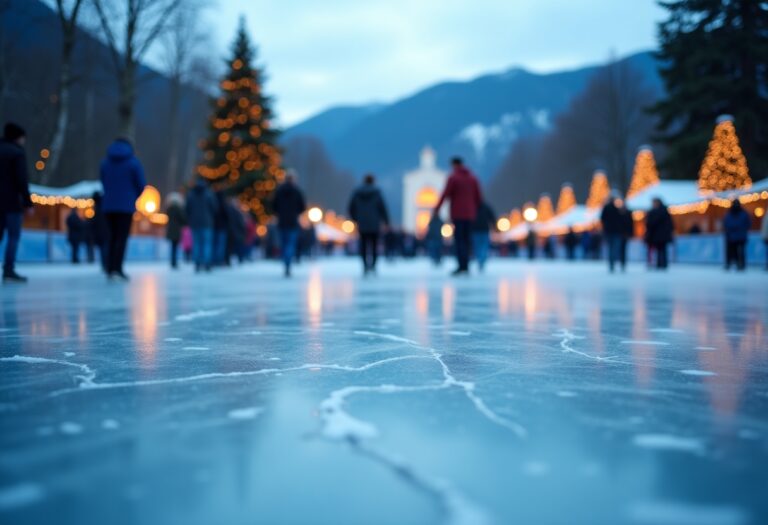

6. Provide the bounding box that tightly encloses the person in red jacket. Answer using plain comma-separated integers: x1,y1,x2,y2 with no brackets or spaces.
433,157,482,275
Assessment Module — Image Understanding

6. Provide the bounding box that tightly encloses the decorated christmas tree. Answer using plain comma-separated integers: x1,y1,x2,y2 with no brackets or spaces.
509,208,522,228
627,146,660,198
586,170,611,209
556,183,577,215
537,193,555,222
197,19,284,223
698,115,752,193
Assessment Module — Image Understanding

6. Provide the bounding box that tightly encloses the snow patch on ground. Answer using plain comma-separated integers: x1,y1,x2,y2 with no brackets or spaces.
60,422,83,435
680,370,716,377
227,407,263,420
632,434,704,454
174,309,226,322
102,419,120,430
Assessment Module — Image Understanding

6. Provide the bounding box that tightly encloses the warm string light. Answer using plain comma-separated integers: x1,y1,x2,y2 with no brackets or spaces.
698,116,751,192
537,193,555,222
556,184,577,215
627,147,660,198
509,208,522,227
586,170,611,209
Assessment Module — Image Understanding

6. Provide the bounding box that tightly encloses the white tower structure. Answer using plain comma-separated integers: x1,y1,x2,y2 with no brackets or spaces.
402,146,447,236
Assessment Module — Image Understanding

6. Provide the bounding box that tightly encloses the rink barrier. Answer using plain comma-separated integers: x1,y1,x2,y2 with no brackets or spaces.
2,231,169,263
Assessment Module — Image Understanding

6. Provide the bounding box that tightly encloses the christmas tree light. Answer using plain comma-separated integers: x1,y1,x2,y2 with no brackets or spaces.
586,170,611,209
556,183,577,215
537,193,555,222
509,208,522,228
197,19,284,223
698,115,751,193
627,146,660,198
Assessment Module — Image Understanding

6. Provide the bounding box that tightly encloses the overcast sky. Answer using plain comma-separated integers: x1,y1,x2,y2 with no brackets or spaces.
198,0,665,126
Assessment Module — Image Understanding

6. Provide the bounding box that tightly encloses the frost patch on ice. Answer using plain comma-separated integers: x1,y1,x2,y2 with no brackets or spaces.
354,331,418,345
633,434,704,454
696,346,717,351
523,461,550,476
627,501,748,525
227,407,263,420
0,355,96,388
63,352,75,357
164,337,182,342
268,357,281,361
102,419,120,430
556,391,577,398
174,309,226,322
250,331,262,335
680,369,716,377
620,340,671,346
649,328,684,334
183,346,209,351
0,483,45,510
60,422,83,435
447,331,471,336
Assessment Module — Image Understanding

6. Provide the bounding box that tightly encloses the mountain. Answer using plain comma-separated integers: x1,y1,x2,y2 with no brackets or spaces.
284,51,663,220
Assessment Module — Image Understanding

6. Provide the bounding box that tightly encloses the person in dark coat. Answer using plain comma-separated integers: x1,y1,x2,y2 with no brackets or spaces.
433,157,482,275
601,195,631,272
0,123,33,283
426,215,444,266
645,197,674,270
723,199,751,271
100,138,146,281
225,198,247,263
165,192,186,269
348,174,390,275
88,192,109,271
526,228,537,260
213,191,230,266
761,213,768,271
471,201,497,272
185,179,217,272
564,227,579,261
272,172,306,277
66,209,84,264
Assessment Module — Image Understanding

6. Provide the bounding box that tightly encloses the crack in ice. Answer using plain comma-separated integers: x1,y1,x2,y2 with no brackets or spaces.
0,355,96,388
554,329,619,363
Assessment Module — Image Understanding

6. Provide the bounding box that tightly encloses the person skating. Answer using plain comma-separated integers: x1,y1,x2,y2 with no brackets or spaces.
471,201,497,272
66,209,84,264
761,212,768,271
0,123,33,283
426,215,444,266
100,138,146,281
89,192,109,272
272,172,306,277
348,173,390,275
433,157,482,276
601,194,631,272
165,192,186,269
564,227,578,261
185,179,217,272
645,197,674,270
723,199,751,271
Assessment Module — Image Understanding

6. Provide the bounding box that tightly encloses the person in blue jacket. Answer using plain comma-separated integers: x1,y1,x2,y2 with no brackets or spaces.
723,199,751,271
100,138,146,281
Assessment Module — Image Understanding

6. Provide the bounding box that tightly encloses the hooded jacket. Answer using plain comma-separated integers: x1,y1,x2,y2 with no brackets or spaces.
645,205,674,244
272,182,306,229
100,140,147,214
185,181,218,230
723,207,751,242
0,139,32,213
435,166,482,221
348,183,390,234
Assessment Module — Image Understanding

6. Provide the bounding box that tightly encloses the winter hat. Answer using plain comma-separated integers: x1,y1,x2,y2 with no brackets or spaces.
3,122,26,142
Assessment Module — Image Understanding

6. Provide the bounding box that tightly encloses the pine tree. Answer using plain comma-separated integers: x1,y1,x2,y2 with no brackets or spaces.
652,1,768,180
537,193,555,222
556,183,577,215
627,146,660,198
698,115,751,192
197,19,283,223
586,170,611,209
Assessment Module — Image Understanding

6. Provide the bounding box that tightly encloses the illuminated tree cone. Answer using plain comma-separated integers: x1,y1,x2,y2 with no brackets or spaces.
627,146,660,198
556,183,577,215
698,115,751,193
509,208,522,228
586,170,611,209
537,193,555,222
197,19,284,222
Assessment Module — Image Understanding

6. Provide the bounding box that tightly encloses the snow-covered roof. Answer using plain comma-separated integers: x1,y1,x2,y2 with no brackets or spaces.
626,180,703,211
544,205,599,231
29,181,103,198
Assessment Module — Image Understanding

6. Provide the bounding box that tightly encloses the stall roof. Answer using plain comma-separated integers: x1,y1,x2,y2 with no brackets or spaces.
626,180,703,211
29,181,103,198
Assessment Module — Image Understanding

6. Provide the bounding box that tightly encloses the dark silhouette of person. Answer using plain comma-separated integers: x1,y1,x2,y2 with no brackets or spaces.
66,209,84,264
348,173,389,275
645,197,674,270
185,178,217,273
564,227,579,261
601,194,632,272
0,122,32,283
723,199,751,271
165,192,186,269
272,172,307,277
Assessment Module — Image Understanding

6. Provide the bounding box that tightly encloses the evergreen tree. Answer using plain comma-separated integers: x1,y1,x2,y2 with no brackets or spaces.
537,194,555,222
197,19,283,223
652,0,768,180
556,183,577,215
627,146,660,198
586,170,611,209
698,115,752,192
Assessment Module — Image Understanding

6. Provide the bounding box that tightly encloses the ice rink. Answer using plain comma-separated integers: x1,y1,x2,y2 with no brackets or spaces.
1,259,767,525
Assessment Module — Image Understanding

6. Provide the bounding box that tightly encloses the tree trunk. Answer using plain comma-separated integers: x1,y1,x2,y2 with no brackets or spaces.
40,59,71,185
166,75,181,189
118,62,137,140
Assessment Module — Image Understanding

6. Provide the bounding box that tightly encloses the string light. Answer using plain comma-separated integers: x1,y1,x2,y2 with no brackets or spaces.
586,170,611,209
556,184,577,215
537,193,555,222
698,116,751,192
627,146,660,198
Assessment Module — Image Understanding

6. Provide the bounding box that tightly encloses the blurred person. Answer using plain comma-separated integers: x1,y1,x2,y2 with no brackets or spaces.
348,173,390,275
185,178,217,272
601,194,631,272
471,201,497,272
426,215,444,266
65,209,84,264
213,191,230,266
580,229,592,260
433,157,482,276
272,172,306,277
0,122,32,283
526,228,537,260
165,192,186,269
761,212,768,270
89,192,109,271
99,137,146,281
645,197,674,270
226,198,247,264
181,226,193,262
723,199,751,271
564,227,579,261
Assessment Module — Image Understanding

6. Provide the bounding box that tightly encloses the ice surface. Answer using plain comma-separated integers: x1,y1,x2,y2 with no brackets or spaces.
1,259,767,525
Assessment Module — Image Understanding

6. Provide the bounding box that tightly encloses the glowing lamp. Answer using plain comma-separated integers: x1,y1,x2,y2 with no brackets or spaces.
497,217,511,232
341,220,355,234
308,207,323,223
136,185,161,216
441,224,454,238
523,207,538,222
